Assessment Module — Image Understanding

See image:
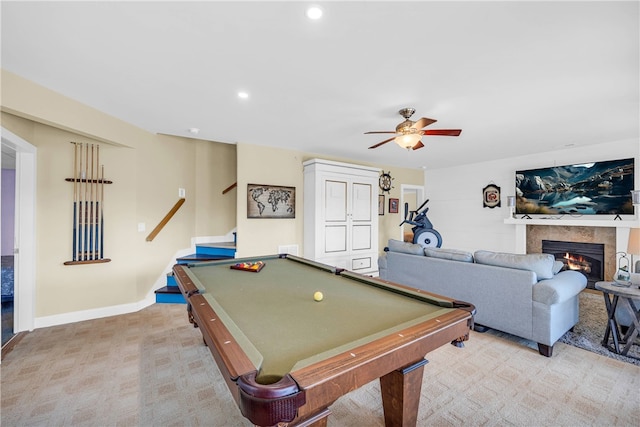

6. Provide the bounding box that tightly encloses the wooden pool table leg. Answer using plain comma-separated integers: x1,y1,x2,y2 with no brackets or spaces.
380,359,429,427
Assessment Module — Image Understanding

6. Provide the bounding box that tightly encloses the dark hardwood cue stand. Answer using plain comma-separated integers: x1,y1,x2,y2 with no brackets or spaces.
64,142,112,265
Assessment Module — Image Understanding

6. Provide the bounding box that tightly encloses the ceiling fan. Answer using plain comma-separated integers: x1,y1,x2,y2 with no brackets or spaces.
365,108,462,150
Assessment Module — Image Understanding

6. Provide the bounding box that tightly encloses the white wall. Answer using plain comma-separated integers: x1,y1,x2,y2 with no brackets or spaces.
424,138,639,253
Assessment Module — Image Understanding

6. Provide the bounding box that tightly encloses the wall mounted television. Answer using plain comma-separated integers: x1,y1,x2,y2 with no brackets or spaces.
515,158,635,216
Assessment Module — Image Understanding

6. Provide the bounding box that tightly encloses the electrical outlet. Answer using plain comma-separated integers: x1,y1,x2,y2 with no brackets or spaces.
138,222,146,232
179,188,186,198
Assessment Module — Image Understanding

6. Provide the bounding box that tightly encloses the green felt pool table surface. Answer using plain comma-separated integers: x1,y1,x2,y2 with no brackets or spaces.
179,254,457,381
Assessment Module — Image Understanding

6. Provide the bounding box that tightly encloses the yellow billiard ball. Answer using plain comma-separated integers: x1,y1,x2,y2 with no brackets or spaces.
313,291,324,302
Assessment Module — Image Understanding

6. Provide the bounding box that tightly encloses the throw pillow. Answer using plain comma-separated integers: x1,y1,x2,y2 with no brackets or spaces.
474,250,555,280
387,239,425,256
552,260,565,275
424,248,474,263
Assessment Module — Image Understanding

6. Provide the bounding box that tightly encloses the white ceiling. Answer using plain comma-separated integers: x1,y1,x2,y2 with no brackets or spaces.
2,1,638,170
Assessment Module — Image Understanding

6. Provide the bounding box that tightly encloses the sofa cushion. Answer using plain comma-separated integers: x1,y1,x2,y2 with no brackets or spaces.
387,239,424,256
552,260,565,275
474,250,555,280
424,248,474,263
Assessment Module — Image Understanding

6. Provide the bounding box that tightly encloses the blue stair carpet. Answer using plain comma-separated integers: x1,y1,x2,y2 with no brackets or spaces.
155,243,235,304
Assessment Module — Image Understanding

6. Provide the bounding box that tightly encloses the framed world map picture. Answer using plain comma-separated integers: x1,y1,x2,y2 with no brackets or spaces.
247,184,296,218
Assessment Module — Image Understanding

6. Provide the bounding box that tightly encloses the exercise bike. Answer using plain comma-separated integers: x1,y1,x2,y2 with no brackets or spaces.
399,199,442,248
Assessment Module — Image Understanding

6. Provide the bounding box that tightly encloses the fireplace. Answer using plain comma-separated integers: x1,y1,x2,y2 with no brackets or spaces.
542,240,605,289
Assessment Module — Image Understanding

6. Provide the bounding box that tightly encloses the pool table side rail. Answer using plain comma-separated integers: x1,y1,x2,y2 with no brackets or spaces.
183,253,339,274
340,270,474,310
291,307,473,392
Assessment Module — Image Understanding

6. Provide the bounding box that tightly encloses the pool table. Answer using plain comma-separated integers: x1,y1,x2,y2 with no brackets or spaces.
173,254,474,427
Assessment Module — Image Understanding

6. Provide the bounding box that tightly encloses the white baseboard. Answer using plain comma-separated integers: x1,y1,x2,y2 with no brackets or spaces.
34,232,236,330
34,295,156,329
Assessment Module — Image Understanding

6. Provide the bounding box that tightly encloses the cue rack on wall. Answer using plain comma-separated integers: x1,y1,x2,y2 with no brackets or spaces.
64,142,112,265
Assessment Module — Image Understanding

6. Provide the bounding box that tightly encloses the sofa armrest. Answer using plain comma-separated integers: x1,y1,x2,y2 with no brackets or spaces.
378,253,388,274
533,270,587,305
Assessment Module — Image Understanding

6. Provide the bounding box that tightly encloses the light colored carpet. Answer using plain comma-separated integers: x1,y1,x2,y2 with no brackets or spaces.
2,301,639,426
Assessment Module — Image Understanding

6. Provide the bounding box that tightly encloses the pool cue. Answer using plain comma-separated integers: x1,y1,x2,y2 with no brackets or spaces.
89,144,95,260
83,143,89,260
78,143,84,261
94,145,100,260
72,142,78,261
100,164,105,259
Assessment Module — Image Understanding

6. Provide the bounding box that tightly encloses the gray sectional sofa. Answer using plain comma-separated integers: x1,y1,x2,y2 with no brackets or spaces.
378,239,587,356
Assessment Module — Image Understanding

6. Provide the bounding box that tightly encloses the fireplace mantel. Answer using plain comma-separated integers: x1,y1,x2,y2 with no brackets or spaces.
505,217,639,255
504,218,638,228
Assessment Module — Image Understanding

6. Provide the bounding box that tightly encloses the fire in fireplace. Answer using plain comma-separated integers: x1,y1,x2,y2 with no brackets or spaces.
564,253,591,274
542,240,604,289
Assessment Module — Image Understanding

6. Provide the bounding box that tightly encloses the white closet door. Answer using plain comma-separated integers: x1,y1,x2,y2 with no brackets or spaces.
351,183,372,221
351,225,372,250
325,180,347,222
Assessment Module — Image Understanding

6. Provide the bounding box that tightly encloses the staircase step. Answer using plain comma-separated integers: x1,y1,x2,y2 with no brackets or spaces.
176,253,234,264
176,243,236,264
195,242,236,257
166,274,176,287
154,285,185,304
157,242,236,303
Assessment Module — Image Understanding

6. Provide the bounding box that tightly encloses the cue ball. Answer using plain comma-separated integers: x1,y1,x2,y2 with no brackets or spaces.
313,291,324,302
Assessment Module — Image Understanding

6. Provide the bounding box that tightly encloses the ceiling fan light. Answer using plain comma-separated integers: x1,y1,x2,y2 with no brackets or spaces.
395,133,422,149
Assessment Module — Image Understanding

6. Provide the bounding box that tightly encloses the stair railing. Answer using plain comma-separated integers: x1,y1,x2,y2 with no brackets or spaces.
146,198,186,242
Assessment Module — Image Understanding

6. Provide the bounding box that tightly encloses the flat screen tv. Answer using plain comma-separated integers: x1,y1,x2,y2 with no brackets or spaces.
515,158,635,216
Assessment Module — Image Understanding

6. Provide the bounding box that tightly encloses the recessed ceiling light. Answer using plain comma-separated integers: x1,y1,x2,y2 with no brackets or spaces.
306,6,323,20
188,128,200,135
238,91,249,99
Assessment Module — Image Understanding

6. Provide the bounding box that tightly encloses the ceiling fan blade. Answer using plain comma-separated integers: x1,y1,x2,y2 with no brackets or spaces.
412,141,425,150
424,129,462,136
364,131,395,134
368,137,395,149
412,117,437,130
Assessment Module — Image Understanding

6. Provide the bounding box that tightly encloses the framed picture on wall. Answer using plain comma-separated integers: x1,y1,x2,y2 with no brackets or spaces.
378,195,385,216
389,198,399,214
247,184,295,218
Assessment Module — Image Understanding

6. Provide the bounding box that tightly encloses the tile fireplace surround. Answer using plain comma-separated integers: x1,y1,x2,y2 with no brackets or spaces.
505,218,639,282
529,226,614,283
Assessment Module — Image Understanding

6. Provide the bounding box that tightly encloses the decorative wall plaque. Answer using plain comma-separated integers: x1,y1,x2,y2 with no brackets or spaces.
483,183,501,208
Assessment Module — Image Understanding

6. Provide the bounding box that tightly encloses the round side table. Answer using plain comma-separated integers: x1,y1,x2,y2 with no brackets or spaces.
594,281,640,357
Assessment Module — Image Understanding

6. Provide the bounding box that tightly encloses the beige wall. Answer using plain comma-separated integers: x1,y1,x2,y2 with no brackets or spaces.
1,69,424,325
2,113,142,316
194,139,237,237
234,144,306,257
376,167,425,249
234,143,424,258
1,70,239,320
0,112,216,317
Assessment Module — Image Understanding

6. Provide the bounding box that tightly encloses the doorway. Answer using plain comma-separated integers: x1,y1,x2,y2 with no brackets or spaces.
1,127,36,353
400,185,424,242
1,150,16,346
